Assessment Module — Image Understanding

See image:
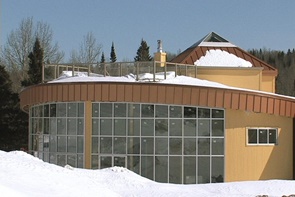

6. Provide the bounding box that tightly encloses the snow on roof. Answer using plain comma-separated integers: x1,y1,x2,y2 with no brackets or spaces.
1,150,295,196
195,49,252,67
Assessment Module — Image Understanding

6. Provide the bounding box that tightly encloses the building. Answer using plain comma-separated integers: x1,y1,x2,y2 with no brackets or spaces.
20,32,295,184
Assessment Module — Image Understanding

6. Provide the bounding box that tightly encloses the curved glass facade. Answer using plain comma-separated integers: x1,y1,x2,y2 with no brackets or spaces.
91,102,224,184
29,102,85,168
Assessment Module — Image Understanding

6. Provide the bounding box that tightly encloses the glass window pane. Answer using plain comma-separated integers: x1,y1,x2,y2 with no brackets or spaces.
67,118,77,135
50,118,57,135
198,108,210,118
92,119,99,135
155,105,168,117
127,156,140,174
57,155,66,166
184,107,196,118
100,156,112,169
57,103,66,117
248,129,257,144
100,119,112,135
100,137,112,154
114,119,126,136
49,136,57,152
128,119,140,136
128,104,140,117
212,120,224,136
169,138,182,155
198,157,210,183
155,119,168,136
77,155,84,168
184,157,196,184
114,137,126,154
198,138,210,155
67,136,76,153
269,129,277,144
169,106,182,118
142,104,154,117
141,138,154,154
169,119,182,136
50,104,56,117
212,157,224,183
127,137,140,154
92,155,99,169
67,103,77,117
141,119,154,136
57,136,66,152
169,156,182,184
92,103,99,117
44,105,49,117
155,156,168,183
141,156,154,180
114,103,126,117
44,118,49,134
114,156,126,167
212,138,224,155
100,103,112,117
212,109,224,118
57,118,66,135
67,155,76,167
78,103,84,117
77,136,84,153
77,118,84,135
155,138,168,155
259,129,267,143
184,138,196,155
184,119,196,136
92,137,98,153
198,119,210,136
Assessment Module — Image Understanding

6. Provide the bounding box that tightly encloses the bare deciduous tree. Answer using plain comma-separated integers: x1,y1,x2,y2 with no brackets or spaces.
1,17,64,92
69,32,102,63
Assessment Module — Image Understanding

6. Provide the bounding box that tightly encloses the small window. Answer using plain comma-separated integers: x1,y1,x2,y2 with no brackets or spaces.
247,128,278,145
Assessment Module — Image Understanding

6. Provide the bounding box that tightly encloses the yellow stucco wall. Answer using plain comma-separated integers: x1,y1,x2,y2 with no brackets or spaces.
225,109,293,182
195,67,263,91
261,75,276,93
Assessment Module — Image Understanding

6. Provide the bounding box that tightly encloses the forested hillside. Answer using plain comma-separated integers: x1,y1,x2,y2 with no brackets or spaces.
249,48,295,96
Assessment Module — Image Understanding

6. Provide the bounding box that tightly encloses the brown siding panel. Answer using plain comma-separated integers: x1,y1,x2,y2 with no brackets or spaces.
149,85,158,103
109,84,117,101
286,101,291,117
199,88,208,107
183,87,191,105
267,98,274,114
280,100,286,116
253,96,261,112
166,86,174,104
117,84,125,102
101,84,109,101
132,85,141,102
157,86,166,104
274,99,280,115
246,95,254,111
239,94,247,110
207,89,216,107
94,84,102,101
74,84,81,101
62,84,68,101
141,85,149,103
224,92,232,108
87,84,94,101
174,86,183,105
215,90,224,108
231,93,239,110
191,88,200,106
260,97,268,113
81,84,88,101
69,85,75,101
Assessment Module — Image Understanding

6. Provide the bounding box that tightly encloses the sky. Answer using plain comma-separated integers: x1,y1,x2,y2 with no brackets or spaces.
2,0,295,62
1,150,295,196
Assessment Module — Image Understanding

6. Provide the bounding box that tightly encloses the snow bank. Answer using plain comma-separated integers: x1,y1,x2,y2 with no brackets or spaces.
1,150,295,197
195,49,252,67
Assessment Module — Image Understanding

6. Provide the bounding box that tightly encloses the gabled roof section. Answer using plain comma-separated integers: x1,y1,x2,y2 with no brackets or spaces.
170,32,277,75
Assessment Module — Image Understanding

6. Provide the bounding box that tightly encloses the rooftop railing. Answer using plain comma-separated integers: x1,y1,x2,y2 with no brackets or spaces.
42,61,197,83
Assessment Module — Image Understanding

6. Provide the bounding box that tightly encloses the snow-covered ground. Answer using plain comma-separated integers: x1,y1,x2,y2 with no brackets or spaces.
0,150,295,197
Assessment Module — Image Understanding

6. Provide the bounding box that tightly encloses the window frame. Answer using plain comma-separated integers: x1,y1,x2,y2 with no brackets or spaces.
247,127,278,145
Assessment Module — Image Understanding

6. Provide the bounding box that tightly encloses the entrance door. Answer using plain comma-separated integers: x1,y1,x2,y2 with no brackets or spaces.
100,156,126,169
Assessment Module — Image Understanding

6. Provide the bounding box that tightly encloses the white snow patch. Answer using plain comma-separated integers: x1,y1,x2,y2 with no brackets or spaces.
195,49,252,67
1,150,295,196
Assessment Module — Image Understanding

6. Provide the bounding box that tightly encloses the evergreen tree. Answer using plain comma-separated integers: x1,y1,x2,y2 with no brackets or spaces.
134,39,152,61
0,64,28,151
21,38,44,87
110,42,117,63
100,52,105,63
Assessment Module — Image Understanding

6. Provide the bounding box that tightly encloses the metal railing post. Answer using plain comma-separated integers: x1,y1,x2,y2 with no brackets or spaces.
164,61,167,79
175,64,177,77
72,65,74,77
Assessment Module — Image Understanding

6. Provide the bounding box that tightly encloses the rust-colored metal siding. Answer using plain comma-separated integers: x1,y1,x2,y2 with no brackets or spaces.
20,82,295,118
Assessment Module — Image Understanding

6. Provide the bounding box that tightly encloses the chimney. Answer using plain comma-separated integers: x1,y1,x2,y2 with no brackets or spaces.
154,40,166,67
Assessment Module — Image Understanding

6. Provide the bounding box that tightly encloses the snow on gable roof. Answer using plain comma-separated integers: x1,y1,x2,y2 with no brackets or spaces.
195,49,252,67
